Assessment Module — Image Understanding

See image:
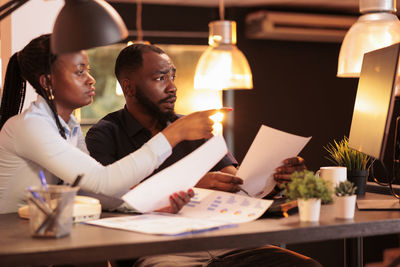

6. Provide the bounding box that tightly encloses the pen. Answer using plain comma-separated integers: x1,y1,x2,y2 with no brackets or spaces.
71,174,83,187
38,170,48,190
27,186,46,203
26,186,52,215
38,197,66,234
239,187,251,197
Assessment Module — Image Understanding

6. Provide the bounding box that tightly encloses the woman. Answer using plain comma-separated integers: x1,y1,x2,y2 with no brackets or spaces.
0,34,216,214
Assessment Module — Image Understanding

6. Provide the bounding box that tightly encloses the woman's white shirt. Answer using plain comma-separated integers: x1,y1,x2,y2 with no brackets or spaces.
0,95,172,213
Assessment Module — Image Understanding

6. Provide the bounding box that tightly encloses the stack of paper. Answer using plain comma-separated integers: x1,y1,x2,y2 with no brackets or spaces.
87,188,273,235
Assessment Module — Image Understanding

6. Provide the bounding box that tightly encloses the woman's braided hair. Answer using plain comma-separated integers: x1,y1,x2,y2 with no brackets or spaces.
0,34,66,138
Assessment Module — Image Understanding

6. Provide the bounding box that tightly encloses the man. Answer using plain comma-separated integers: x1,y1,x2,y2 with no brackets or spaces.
85,44,320,267
85,43,305,195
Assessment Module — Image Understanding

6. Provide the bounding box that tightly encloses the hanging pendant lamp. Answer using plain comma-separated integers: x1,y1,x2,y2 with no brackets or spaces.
52,0,128,54
0,0,128,54
337,0,400,78
194,0,253,90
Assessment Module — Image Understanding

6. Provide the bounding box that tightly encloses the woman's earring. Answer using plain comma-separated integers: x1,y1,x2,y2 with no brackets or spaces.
47,87,54,100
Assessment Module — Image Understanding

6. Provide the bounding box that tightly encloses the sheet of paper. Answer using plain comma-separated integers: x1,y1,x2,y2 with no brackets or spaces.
122,135,228,213
87,188,272,235
237,125,311,198
87,214,234,236
180,188,273,223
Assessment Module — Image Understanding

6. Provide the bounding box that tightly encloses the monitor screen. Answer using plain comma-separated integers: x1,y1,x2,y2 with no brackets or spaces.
348,43,400,161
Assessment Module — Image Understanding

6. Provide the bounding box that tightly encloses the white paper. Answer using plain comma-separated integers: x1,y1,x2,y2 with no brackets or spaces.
180,188,273,223
122,135,228,213
87,214,233,235
237,125,311,198
88,188,273,235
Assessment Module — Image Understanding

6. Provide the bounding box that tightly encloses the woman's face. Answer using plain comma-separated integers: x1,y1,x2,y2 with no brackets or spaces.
51,50,96,112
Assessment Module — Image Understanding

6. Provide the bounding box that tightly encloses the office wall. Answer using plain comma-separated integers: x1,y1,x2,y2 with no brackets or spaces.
233,9,359,171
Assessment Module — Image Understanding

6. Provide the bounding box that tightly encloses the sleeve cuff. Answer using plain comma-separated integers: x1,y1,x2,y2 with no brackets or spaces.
146,132,172,166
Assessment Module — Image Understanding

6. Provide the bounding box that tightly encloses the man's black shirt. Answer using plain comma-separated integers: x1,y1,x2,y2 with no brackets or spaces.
85,106,237,177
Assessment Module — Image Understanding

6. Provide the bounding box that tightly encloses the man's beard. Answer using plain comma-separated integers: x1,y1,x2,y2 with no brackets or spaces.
136,86,178,128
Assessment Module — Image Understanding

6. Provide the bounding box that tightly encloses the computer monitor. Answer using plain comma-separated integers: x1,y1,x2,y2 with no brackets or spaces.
348,43,400,163
347,43,400,211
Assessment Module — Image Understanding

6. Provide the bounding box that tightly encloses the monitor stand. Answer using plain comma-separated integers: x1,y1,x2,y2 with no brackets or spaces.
357,116,400,210
356,183,400,210
357,198,400,210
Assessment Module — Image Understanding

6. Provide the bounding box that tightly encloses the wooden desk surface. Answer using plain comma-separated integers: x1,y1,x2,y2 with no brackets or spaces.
1,193,400,266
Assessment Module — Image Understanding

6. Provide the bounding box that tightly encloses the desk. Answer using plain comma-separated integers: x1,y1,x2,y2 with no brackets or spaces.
1,193,400,267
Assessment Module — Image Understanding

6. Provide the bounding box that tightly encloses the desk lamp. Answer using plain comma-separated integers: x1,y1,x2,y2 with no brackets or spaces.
0,0,128,54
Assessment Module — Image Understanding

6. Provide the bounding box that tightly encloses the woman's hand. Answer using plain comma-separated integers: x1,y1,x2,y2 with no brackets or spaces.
156,189,195,214
162,108,232,147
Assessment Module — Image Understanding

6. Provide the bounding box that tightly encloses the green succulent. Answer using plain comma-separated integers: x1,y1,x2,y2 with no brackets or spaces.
324,136,371,171
282,170,332,203
335,181,357,197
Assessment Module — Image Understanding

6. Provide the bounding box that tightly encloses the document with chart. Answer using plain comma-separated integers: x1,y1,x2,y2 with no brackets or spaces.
237,125,311,198
87,188,273,235
122,135,228,213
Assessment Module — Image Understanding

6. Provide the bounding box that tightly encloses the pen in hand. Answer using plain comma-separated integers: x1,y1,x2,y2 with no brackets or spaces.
239,187,251,197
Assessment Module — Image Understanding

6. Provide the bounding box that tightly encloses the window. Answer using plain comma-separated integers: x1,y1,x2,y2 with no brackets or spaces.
80,43,222,134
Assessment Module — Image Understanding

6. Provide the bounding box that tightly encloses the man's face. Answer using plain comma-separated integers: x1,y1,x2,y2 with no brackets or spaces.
132,51,178,122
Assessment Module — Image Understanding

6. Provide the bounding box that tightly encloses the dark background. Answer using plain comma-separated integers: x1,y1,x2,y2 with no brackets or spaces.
110,2,398,266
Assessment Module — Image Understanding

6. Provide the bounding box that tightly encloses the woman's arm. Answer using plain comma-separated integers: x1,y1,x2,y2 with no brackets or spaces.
14,109,221,198
14,115,171,197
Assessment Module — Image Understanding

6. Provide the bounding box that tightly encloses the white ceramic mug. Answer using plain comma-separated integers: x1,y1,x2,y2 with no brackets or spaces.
316,166,347,191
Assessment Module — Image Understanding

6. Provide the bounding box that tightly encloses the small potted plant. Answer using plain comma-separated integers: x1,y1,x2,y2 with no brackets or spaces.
334,180,357,219
324,136,372,196
283,170,332,222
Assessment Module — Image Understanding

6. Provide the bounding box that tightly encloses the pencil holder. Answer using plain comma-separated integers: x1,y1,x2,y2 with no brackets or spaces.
26,185,78,238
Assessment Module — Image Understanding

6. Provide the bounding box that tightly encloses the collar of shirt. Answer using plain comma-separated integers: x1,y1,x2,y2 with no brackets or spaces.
60,113,80,146
34,95,80,146
121,106,152,138
120,106,180,136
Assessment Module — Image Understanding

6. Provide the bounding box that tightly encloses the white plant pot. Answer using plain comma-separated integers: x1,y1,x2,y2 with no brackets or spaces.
297,198,321,222
335,195,356,219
